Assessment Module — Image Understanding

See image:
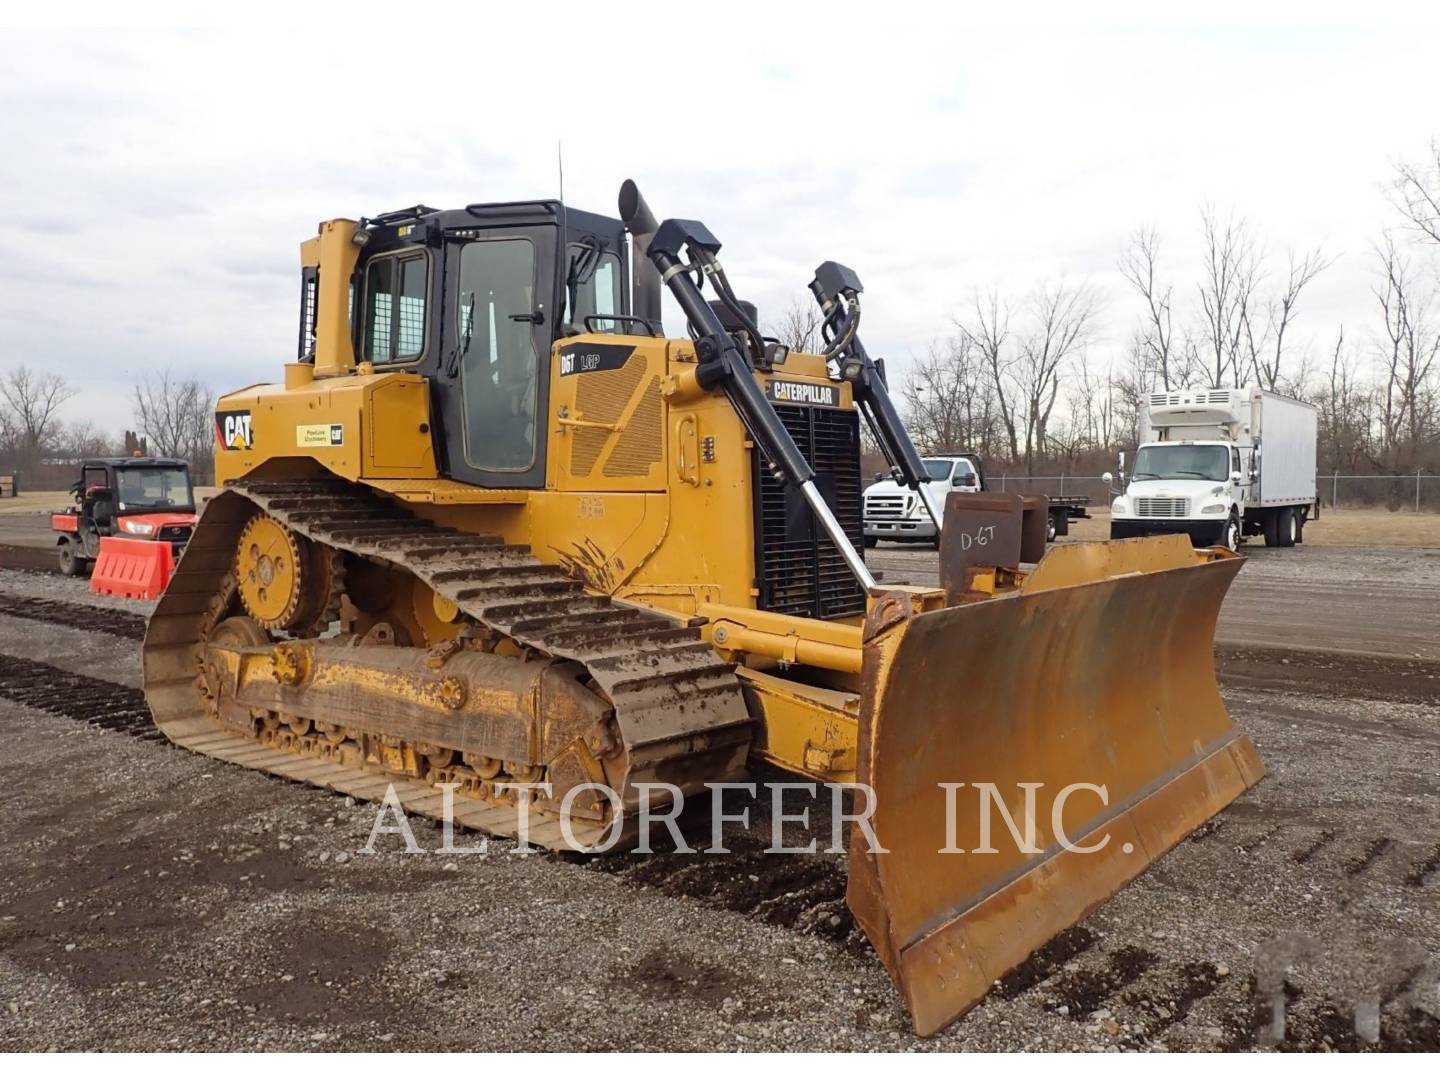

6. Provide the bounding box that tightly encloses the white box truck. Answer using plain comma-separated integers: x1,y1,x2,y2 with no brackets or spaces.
1108,386,1317,549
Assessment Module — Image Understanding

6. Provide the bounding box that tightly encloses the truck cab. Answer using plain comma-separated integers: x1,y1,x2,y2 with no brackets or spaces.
863,454,981,547
51,457,198,576
1110,439,1246,548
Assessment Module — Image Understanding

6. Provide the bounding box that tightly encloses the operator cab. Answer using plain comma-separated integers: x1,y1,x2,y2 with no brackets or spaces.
74,458,196,518
300,201,638,490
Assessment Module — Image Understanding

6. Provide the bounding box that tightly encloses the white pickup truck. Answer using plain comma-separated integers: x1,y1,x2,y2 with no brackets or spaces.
1108,386,1318,549
862,455,981,548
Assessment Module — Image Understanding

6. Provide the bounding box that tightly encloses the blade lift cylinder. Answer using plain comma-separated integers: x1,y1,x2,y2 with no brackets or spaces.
809,261,943,532
624,196,877,592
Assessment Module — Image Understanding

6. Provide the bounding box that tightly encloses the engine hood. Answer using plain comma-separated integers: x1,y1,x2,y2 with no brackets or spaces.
865,479,914,498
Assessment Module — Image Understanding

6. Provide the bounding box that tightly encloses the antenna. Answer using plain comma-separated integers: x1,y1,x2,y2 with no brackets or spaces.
557,140,565,204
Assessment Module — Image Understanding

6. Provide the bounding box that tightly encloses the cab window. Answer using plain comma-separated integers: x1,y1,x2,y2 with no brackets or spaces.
116,467,193,509
562,246,622,332
362,253,428,363
457,237,539,471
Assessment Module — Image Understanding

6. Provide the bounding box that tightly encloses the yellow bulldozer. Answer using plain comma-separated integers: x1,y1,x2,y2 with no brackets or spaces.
142,181,1262,1035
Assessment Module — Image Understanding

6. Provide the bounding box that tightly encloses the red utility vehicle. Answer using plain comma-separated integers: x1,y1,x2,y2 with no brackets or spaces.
50,458,197,576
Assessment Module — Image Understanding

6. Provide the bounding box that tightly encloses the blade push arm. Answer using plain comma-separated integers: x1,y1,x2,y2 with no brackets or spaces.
642,216,877,592
809,262,944,531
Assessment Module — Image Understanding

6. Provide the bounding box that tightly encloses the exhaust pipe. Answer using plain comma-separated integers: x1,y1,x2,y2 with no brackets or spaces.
618,179,663,329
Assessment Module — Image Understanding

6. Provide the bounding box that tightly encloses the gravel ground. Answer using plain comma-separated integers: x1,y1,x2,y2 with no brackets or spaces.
0,568,160,618
0,548,1436,1051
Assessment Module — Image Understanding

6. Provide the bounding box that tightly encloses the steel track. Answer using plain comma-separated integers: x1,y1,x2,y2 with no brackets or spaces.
140,478,753,850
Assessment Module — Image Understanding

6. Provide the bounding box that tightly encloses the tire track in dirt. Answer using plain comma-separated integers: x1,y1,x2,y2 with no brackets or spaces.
1405,843,1440,887
0,652,160,740
0,591,147,640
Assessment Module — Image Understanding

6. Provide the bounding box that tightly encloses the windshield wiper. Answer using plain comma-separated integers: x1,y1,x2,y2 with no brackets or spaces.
1173,470,1212,478
1132,471,1158,479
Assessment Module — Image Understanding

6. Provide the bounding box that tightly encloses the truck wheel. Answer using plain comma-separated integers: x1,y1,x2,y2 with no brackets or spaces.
863,536,878,549
58,539,82,576
1278,507,1297,548
1223,515,1241,550
1262,510,1280,547
1047,515,1058,543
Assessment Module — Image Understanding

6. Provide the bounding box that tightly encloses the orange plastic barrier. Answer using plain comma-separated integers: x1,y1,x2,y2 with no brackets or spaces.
90,536,174,600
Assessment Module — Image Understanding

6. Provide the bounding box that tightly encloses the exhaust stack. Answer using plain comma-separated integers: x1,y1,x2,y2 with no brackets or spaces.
618,179,663,329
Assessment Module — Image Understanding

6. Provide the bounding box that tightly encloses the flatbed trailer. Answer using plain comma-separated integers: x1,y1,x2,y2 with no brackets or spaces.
1046,494,1091,541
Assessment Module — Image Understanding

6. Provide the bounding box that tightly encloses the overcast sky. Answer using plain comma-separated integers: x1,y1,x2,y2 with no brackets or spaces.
3,14,1438,429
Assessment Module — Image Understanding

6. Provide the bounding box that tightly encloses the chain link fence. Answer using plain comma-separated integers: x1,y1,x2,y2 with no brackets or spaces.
1318,472,1438,512
988,473,1439,512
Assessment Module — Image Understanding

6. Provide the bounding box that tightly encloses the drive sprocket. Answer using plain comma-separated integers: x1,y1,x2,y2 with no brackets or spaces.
235,513,341,633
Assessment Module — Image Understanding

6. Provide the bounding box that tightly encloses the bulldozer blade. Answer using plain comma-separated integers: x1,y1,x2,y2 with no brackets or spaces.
848,536,1263,1036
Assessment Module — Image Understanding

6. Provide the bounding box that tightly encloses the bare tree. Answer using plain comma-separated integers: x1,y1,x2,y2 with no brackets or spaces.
1062,350,1115,456
1244,246,1334,392
1313,327,1375,474
57,419,118,461
900,332,998,455
1196,206,1263,388
1118,226,1179,390
1371,232,1440,471
960,287,1019,463
1013,280,1099,473
1392,139,1440,246
132,370,214,480
0,365,79,468
1109,330,1157,448
764,296,823,354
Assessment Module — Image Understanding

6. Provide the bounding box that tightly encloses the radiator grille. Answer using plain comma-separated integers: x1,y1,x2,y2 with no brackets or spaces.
754,405,866,620
1135,497,1189,517
864,492,912,520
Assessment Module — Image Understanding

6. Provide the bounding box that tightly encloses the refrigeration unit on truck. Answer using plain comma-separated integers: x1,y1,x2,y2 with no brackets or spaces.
1107,386,1317,549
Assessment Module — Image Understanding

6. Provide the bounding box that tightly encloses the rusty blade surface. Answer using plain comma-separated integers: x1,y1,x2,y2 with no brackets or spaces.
848,537,1263,1036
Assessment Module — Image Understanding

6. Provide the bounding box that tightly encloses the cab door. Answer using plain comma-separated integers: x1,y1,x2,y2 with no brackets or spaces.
433,228,556,489
79,464,112,556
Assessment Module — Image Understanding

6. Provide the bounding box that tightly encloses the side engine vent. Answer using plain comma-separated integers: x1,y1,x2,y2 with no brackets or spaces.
605,376,662,478
570,358,647,477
